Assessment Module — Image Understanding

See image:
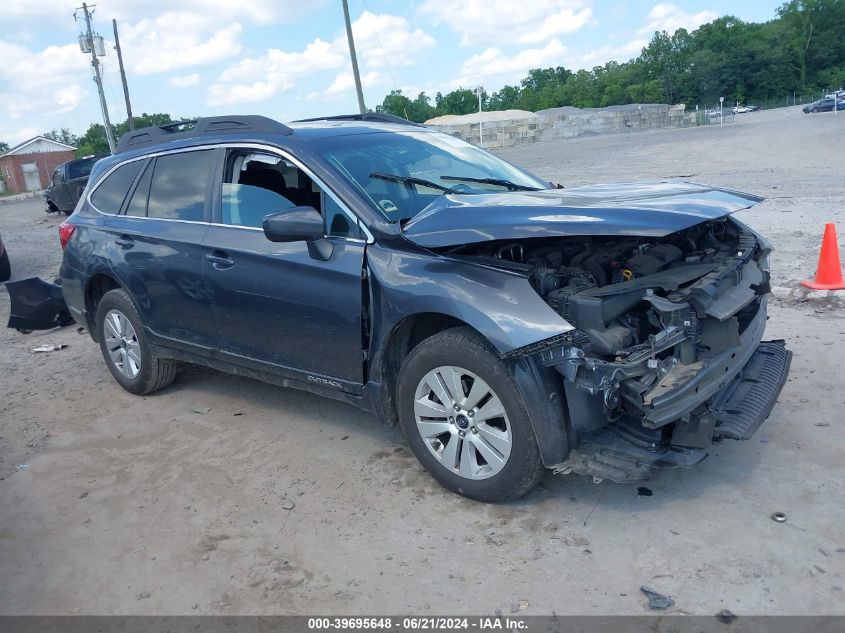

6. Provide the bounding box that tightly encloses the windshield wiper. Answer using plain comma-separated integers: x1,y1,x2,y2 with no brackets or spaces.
439,175,542,191
369,172,457,194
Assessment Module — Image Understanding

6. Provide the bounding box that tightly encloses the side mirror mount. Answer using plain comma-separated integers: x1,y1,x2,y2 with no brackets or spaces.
262,206,334,261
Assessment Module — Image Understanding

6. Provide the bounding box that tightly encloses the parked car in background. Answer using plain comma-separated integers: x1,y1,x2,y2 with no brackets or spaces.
746,105,761,112
44,154,107,215
0,233,10,282
732,105,751,113
8,114,792,501
802,98,843,113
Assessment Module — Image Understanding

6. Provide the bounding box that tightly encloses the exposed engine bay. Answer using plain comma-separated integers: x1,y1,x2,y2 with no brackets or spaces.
447,218,791,482
462,218,763,357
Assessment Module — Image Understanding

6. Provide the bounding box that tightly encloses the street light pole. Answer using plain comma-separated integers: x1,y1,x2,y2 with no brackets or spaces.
341,0,366,115
78,3,116,152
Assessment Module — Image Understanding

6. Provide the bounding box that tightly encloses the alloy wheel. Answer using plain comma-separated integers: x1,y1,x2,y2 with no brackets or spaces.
413,365,512,480
104,308,142,379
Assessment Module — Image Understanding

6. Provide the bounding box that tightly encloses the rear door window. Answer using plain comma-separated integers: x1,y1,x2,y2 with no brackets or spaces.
147,150,215,221
90,160,144,214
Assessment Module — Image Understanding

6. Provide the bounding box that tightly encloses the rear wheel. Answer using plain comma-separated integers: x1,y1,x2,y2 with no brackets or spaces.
95,289,177,395
397,327,544,502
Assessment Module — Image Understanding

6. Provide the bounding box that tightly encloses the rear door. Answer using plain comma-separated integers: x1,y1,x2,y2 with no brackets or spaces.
100,148,219,351
202,147,367,389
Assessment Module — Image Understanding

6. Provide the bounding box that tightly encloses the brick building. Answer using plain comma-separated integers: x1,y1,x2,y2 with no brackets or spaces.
0,137,76,194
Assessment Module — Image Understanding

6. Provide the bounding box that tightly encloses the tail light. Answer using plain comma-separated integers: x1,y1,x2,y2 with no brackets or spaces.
59,222,76,250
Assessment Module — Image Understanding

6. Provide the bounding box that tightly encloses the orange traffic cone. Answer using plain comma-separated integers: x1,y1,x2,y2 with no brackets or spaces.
801,223,845,290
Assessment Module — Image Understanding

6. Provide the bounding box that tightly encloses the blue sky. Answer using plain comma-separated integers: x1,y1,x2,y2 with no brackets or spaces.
3,0,784,145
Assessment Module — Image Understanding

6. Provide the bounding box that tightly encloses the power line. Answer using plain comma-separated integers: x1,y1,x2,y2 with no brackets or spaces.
359,0,399,94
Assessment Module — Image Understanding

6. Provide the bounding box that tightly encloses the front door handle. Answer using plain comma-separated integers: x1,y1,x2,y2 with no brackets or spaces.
205,250,234,270
115,235,134,249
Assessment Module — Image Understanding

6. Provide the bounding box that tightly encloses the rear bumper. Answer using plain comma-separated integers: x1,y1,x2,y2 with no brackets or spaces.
5,278,74,332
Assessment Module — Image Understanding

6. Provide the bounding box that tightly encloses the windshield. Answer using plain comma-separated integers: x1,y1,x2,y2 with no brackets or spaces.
314,131,549,221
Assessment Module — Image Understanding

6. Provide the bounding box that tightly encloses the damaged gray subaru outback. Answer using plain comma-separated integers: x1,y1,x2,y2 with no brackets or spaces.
12,114,791,502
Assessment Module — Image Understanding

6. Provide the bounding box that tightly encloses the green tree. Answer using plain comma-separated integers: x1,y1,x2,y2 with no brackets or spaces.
43,128,78,147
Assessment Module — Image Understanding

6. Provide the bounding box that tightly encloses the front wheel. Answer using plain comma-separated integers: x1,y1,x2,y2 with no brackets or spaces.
397,327,544,502
95,289,177,395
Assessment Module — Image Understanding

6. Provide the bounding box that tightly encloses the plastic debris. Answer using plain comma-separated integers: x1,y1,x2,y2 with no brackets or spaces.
771,512,787,523
640,586,674,610
16,464,29,470
191,407,211,414
32,344,67,353
282,501,295,510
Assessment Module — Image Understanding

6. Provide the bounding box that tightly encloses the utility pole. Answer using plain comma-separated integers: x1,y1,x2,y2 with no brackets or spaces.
77,3,116,152
342,0,366,114
477,85,483,148
112,19,134,130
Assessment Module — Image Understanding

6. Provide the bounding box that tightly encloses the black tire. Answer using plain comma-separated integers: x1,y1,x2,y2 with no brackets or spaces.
812,107,818,113
95,288,177,395
396,327,544,502
0,250,10,282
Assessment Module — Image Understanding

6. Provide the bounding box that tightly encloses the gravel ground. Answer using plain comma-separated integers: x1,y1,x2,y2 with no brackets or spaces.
0,105,843,616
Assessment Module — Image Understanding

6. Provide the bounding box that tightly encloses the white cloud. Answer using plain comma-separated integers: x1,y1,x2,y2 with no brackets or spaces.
569,38,648,69
0,40,90,121
451,39,569,87
307,70,388,101
120,16,242,75
208,38,344,106
6,0,324,26
350,12,436,68
168,73,201,88
639,3,717,35
207,11,435,107
419,0,592,46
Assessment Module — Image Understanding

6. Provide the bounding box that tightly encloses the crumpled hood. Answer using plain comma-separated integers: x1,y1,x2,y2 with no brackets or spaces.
401,180,763,248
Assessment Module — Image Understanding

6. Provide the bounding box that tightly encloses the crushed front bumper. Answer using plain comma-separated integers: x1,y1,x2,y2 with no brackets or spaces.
543,284,791,481
555,338,791,482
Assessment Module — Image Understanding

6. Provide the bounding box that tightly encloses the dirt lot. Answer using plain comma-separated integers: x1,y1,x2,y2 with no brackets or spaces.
1,106,843,616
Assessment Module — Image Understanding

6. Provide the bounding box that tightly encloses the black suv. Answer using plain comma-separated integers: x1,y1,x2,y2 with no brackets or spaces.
45,154,107,215
24,114,791,501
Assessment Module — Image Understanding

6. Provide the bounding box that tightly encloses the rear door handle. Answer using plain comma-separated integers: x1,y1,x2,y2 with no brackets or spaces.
205,250,234,270
115,235,134,249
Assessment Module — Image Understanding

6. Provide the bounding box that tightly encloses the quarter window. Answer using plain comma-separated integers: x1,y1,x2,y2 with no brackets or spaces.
147,150,215,221
90,160,144,214
124,161,153,217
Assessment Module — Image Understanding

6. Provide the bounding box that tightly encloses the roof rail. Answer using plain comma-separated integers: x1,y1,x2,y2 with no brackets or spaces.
293,113,425,127
115,115,293,154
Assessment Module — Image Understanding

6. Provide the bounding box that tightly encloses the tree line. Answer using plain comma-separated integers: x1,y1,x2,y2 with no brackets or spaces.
376,0,845,122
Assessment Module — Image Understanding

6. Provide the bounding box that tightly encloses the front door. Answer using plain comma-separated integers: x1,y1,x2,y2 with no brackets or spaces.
203,148,367,389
